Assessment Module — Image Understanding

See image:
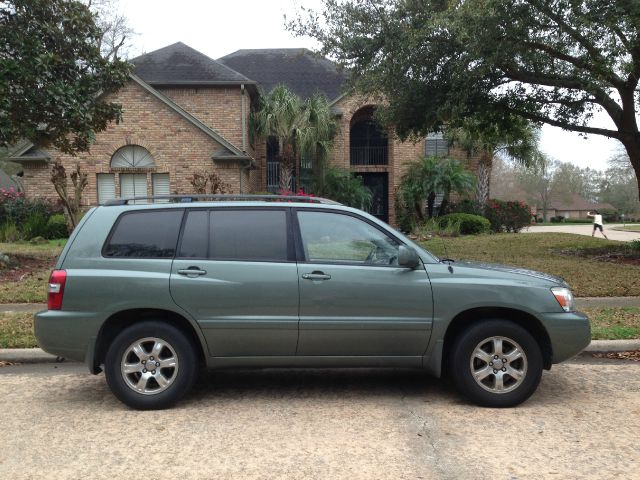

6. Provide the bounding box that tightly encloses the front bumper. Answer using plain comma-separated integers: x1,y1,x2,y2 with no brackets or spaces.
539,311,591,363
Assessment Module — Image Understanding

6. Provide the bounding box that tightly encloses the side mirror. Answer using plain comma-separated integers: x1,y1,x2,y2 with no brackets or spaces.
398,245,420,269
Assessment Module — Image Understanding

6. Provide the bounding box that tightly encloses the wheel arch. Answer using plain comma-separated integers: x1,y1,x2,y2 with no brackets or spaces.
91,308,206,374
442,307,553,374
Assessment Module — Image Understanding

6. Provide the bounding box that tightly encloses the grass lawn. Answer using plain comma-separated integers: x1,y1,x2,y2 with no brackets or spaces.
614,224,640,232
0,240,66,304
1,307,638,349
0,312,38,348
420,233,640,297
584,307,640,340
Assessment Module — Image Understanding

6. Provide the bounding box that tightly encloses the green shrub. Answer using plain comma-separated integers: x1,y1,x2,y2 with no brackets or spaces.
0,222,21,242
485,199,532,233
45,214,69,239
550,216,565,223
563,218,593,224
418,217,462,237
23,213,49,239
315,167,372,209
437,213,490,235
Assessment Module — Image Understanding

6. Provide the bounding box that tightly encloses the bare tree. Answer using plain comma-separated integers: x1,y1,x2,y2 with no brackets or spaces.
86,0,135,60
51,162,88,229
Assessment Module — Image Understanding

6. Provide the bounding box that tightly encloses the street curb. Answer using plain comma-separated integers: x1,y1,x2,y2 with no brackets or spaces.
583,340,640,353
2,341,640,364
0,348,68,364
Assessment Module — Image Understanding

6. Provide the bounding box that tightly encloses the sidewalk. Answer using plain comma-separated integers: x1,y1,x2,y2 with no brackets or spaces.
525,223,640,241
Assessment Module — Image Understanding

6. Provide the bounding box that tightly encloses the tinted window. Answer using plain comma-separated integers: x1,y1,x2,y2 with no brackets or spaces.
297,211,399,265
210,210,288,261
179,210,209,258
104,210,183,258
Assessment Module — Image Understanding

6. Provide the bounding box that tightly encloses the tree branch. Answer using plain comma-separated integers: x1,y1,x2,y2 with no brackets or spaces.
506,107,623,139
498,64,623,123
522,40,624,88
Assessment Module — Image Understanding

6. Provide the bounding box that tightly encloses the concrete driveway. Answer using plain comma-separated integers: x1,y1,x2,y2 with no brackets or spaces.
1,359,639,479
525,223,640,241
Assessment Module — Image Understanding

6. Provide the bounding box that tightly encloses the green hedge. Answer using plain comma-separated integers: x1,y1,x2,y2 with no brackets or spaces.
438,213,490,235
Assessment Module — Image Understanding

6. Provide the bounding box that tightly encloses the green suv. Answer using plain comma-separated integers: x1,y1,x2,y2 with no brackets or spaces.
35,195,590,409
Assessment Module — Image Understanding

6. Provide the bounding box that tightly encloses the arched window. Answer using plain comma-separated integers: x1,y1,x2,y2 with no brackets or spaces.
350,107,388,166
111,145,155,168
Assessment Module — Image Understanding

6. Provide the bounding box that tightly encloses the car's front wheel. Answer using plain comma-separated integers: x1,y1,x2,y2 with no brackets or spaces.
105,321,198,410
450,320,543,407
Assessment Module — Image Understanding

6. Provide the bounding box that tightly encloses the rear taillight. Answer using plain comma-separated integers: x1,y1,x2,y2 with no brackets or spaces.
48,270,67,310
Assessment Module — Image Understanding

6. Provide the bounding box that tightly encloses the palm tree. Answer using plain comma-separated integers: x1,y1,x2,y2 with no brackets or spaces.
250,85,338,191
447,117,540,212
397,155,475,223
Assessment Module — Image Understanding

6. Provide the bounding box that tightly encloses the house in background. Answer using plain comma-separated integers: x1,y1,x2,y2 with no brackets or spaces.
541,193,616,220
8,42,482,225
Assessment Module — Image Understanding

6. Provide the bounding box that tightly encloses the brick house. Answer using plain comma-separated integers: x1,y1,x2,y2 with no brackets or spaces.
9,42,480,225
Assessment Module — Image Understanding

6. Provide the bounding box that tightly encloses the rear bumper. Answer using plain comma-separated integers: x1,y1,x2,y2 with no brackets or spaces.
34,310,102,367
539,311,591,363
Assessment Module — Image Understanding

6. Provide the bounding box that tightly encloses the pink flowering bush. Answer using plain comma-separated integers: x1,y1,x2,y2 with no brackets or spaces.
484,199,532,233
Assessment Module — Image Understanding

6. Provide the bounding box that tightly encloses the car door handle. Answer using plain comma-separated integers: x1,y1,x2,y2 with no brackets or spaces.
302,271,331,281
177,267,207,277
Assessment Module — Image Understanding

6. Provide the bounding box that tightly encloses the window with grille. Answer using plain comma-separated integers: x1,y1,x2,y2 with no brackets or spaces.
111,145,155,168
425,133,450,157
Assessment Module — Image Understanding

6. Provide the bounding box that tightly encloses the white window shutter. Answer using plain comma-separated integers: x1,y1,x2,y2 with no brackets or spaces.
97,174,115,205
120,173,148,203
152,173,170,202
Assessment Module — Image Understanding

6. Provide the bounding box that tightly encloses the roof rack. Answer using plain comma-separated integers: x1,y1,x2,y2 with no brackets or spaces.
103,194,342,206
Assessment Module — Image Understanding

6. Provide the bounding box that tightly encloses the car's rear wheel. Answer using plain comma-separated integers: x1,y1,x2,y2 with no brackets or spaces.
105,321,198,410
450,320,543,407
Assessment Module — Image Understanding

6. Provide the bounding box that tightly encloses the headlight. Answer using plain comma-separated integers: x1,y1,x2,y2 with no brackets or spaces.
551,287,575,312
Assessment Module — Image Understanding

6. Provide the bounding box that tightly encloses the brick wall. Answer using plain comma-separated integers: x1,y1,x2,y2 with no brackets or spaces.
21,80,249,205
330,94,482,225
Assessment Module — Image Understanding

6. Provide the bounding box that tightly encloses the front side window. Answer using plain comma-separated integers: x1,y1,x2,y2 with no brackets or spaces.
104,210,183,258
297,211,400,265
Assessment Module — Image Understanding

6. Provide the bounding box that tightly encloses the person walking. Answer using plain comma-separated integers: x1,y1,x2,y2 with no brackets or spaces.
587,210,608,239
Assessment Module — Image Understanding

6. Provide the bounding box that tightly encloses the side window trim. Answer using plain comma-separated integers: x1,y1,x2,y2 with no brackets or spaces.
175,206,295,263
101,208,185,259
292,208,403,267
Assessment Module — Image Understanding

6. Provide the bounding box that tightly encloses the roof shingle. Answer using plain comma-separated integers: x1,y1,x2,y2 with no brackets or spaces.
218,48,348,100
132,42,252,85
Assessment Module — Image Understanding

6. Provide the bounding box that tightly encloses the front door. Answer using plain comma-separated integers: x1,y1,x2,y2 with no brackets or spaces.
294,209,432,356
358,172,389,223
170,208,299,357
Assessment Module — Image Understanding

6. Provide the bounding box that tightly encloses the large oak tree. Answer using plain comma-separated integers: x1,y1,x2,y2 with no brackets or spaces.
290,0,640,197
0,0,131,154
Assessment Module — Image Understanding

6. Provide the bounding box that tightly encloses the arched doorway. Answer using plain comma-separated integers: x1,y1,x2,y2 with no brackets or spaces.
349,106,388,166
350,107,389,223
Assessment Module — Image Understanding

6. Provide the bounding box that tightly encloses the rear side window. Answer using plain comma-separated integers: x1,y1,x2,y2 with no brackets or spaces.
177,209,289,261
210,210,288,261
104,210,184,258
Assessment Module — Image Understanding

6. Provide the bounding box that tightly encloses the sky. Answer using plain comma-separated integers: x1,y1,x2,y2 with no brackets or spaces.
119,0,625,172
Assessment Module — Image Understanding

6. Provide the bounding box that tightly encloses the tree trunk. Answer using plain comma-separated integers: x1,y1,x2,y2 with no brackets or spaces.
620,135,640,200
427,191,436,218
475,152,492,213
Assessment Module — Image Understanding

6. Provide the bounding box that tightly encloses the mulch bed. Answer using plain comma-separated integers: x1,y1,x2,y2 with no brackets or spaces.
559,247,640,266
592,351,640,362
0,254,54,283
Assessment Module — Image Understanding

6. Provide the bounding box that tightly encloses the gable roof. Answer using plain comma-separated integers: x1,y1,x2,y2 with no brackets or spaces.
132,42,254,86
7,140,51,163
8,77,254,166
218,48,348,100
129,75,252,163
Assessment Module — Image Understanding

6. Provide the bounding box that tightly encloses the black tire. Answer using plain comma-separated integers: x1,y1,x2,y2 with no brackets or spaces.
105,321,198,410
450,319,543,408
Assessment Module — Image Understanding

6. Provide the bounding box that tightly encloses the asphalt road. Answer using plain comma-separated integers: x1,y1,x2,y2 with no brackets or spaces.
1,358,639,480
